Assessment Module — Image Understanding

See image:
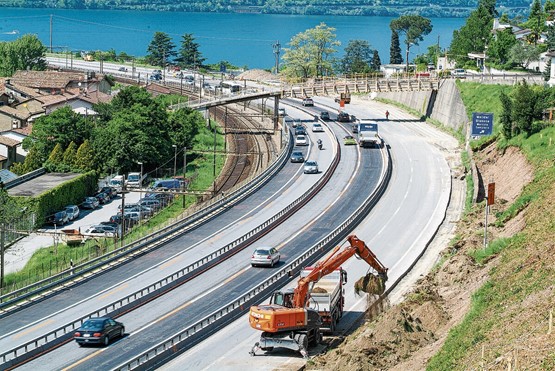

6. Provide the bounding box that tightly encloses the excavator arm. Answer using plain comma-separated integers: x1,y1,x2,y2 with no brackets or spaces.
292,235,388,308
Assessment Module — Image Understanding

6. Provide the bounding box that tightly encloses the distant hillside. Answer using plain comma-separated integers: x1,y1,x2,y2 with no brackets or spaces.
0,0,532,18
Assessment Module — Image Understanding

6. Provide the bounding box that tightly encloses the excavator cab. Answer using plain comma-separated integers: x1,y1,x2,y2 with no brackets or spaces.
271,289,295,308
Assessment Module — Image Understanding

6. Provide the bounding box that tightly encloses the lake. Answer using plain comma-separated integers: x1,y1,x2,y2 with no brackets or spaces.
0,7,465,69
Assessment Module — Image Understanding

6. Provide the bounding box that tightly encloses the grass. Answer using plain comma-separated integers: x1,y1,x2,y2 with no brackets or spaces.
428,120,555,368
1,122,225,295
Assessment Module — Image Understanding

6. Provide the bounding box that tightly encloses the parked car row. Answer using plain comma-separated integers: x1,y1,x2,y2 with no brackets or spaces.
107,192,174,232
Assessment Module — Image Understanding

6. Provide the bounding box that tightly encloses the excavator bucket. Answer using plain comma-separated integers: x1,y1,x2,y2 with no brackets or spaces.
354,273,386,296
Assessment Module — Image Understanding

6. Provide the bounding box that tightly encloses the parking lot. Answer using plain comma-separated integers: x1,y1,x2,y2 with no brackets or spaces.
4,190,141,275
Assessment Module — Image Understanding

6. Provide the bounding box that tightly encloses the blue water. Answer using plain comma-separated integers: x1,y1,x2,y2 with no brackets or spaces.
0,8,465,69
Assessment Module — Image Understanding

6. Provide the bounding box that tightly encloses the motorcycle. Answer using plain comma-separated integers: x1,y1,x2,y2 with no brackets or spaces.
317,140,323,150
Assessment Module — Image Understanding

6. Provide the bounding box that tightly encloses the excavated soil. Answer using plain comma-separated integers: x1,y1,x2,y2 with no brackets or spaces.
306,143,535,370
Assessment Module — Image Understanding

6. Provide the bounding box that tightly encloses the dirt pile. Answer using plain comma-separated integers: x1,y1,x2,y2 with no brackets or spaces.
236,69,277,82
308,144,535,370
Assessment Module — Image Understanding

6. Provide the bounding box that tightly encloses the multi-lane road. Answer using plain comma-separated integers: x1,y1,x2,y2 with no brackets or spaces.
1,62,457,370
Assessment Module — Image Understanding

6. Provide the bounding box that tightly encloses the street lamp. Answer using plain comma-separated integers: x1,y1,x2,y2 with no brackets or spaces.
182,147,187,208
180,74,184,95
172,144,177,177
137,161,143,200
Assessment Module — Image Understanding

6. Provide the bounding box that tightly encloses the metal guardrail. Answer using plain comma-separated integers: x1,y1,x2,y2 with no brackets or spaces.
112,144,392,370
0,128,340,368
0,133,292,312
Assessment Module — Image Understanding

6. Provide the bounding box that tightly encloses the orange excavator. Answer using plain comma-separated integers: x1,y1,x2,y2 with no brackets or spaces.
249,235,388,358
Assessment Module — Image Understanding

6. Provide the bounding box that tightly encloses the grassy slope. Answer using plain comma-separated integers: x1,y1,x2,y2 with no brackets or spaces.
428,84,555,369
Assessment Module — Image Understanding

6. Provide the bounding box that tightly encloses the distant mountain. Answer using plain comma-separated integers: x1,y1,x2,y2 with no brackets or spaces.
0,0,532,18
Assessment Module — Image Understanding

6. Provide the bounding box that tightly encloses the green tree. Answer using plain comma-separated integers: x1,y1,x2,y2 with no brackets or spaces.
390,30,402,64
546,0,555,19
0,187,19,288
63,141,78,167
75,140,95,171
449,0,495,65
371,50,381,71
145,31,176,68
524,0,545,44
176,33,205,69
282,23,340,78
24,106,89,162
10,146,43,175
46,143,65,168
340,40,372,74
488,28,517,66
0,34,47,77
546,24,555,51
512,80,540,135
509,43,541,69
390,15,433,69
499,91,514,139
167,108,204,149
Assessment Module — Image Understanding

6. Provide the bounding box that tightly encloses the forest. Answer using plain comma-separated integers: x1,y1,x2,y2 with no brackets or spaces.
0,0,533,18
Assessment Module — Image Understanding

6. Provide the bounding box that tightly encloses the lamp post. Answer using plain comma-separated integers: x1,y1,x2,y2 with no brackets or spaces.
180,74,184,96
186,147,187,208
406,46,410,76
137,161,143,199
172,144,177,177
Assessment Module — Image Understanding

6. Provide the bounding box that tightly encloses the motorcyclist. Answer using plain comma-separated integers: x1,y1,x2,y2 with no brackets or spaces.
317,139,323,150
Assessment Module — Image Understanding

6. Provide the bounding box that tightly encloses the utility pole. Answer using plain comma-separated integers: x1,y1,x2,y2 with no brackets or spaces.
273,41,281,74
49,14,53,53
1,222,5,290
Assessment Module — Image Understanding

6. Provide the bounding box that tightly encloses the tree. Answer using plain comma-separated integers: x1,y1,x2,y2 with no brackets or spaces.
75,140,95,171
0,34,47,77
63,141,78,168
546,24,555,51
0,187,19,288
340,40,372,74
176,34,205,69
371,50,381,71
24,106,89,163
282,23,340,78
512,80,540,135
525,0,545,44
509,43,541,69
499,91,514,139
546,0,555,19
145,31,176,68
390,30,402,64
488,28,517,67
10,146,43,175
390,15,433,70
449,0,495,65
167,108,204,149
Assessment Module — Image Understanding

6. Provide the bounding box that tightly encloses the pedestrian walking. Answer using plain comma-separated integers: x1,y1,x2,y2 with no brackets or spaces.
385,110,390,120
70,259,74,275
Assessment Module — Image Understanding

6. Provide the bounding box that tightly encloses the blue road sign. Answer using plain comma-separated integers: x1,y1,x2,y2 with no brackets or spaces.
472,112,494,136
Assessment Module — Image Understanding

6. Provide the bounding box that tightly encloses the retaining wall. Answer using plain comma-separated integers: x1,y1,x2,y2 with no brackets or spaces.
377,79,469,132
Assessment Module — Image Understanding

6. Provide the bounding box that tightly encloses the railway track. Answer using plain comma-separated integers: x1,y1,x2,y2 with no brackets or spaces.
164,83,276,195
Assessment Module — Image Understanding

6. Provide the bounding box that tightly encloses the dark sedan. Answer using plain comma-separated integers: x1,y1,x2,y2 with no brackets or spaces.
74,317,125,346
337,111,351,122
290,151,305,163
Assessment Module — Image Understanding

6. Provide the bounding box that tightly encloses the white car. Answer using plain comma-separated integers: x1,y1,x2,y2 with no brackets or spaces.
312,123,324,132
278,108,286,116
295,135,308,146
251,247,281,267
82,226,117,238
303,161,319,174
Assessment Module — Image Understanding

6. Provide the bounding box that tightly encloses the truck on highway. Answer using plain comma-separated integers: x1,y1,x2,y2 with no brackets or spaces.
300,267,346,333
334,92,351,104
357,120,381,147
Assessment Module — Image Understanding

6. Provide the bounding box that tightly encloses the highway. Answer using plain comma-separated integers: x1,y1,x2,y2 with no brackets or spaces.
3,61,455,370
160,97,454,370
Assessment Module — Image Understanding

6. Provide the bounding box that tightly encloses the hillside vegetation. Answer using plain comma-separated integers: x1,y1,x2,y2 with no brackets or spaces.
308,83,555,369
0,0,532,17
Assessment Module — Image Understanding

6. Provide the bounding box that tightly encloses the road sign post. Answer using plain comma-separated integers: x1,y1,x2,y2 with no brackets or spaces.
484,182,495,250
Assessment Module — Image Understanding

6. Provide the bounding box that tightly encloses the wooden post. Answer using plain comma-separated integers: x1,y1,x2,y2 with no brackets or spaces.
481,344,485,370
549,309,553,334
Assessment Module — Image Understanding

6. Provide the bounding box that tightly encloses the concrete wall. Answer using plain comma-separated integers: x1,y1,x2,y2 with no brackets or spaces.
377,79,469,132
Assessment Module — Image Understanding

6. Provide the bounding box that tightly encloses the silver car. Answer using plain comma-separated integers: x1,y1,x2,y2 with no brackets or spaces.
251,247,281,267
303,161,319,174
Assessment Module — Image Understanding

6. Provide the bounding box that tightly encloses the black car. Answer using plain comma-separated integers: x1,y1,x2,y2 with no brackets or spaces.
95,192,110,204
320,111,330,121
109,214,137,227
46,210,69,226
74,317,125,346
290,151,305,163
337,112,351,122
295,127,307,136
100,186,118,199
